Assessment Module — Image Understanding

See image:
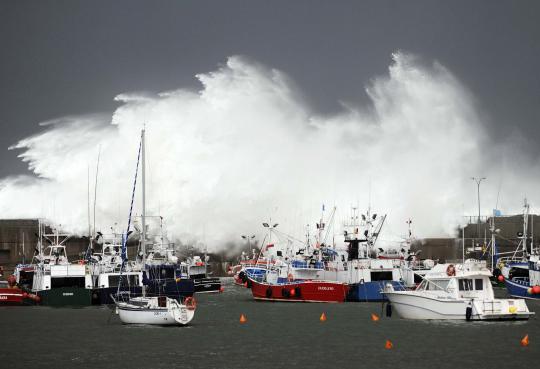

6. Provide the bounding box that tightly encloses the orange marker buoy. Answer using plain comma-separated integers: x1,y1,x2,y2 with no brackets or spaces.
371,313,380,322
385,340,393,349
240,314,247,323
320,312,327,322
521,334,529,347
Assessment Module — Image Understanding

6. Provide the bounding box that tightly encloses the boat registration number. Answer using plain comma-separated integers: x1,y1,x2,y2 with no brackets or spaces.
62,293,74,296
0,296,7,300
317,286,334,291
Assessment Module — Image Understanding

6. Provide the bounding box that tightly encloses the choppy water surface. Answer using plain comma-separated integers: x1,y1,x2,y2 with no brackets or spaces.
1,278,539,369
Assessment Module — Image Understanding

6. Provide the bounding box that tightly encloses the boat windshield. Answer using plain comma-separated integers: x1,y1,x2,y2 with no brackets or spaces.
418,279,450,291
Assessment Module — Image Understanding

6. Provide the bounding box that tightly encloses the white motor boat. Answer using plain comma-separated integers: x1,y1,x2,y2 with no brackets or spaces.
384,259,534,320
115,295,196,325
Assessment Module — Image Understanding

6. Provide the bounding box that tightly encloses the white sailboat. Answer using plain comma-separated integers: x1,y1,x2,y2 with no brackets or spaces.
114,128,196,326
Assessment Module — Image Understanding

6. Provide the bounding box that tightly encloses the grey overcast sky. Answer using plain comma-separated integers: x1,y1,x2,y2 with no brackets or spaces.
1,0,539,178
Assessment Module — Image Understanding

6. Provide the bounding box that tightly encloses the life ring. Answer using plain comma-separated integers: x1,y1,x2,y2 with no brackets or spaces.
265,287,273,298
446,264,456,277
287,273,294,282
184,296,197,310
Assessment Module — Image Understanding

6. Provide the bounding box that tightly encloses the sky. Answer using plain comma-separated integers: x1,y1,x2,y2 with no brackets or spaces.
0,1,539,246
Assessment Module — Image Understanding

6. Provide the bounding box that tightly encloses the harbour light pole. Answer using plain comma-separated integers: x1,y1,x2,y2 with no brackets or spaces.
471,177,486,239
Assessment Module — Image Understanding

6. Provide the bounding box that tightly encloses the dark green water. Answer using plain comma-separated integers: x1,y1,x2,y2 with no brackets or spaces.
1,278,539,369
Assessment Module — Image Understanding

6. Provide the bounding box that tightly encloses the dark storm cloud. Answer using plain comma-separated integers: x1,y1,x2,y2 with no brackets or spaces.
1,0,539,177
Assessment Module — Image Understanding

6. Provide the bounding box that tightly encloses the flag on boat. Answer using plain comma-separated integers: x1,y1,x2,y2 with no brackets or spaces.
265,244,274,250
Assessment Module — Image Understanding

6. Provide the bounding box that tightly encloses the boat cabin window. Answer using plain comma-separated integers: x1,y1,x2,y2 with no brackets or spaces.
474,279,483,290
371,271,393,281
276,251,282,257
458,279,473,291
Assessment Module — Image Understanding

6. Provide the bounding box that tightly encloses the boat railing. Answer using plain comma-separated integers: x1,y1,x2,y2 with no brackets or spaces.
497,256,527,266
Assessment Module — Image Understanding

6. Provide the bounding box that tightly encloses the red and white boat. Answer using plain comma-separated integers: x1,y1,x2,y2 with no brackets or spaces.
250,278,349,303
0,275,40,305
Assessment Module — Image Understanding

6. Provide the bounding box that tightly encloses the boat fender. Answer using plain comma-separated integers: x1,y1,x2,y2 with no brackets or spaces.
386,303,392,318
282,288,290,298
294,287,301,297
465,306,472,321
185,296,197,310
265,287,272,298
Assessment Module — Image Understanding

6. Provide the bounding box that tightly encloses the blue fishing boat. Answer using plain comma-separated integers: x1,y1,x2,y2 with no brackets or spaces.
500,200,540,299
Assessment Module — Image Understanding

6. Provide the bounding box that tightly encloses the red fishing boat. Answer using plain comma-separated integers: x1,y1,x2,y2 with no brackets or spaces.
250,279,349,303
0,275,40,305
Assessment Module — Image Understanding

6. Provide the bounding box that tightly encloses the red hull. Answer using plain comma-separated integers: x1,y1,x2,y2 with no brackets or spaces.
0,288,25,305
250,279,348,303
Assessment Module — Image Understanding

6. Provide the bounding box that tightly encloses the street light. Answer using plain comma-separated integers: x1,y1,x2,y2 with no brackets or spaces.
471,177,486,239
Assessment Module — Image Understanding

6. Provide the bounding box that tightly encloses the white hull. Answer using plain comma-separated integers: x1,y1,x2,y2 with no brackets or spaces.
115,297,195,325
385,291,533,320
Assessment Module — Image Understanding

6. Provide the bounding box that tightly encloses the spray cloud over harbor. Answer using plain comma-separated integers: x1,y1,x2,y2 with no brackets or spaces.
0,52,538,249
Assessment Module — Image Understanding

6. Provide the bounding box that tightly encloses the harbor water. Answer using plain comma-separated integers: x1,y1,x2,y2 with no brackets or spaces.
1,278,539,369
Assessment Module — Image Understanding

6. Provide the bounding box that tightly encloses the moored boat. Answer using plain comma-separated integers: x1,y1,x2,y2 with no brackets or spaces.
384,260,534,320
0,276,40,305
114,295,196,325
250,278,348,303
503,254,540,299
114,129,197,325
186,255,221,293
30,223,94,306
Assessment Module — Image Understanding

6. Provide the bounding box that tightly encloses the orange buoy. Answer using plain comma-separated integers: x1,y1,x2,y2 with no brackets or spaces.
240,314,247,324
521,334,529,347
371,313,380,322
385,340,393,349
497,275,504,282
289,288,296,297
320,312,327,322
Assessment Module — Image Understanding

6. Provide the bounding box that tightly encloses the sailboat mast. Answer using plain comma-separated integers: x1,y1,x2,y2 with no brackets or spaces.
141,129,146,262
